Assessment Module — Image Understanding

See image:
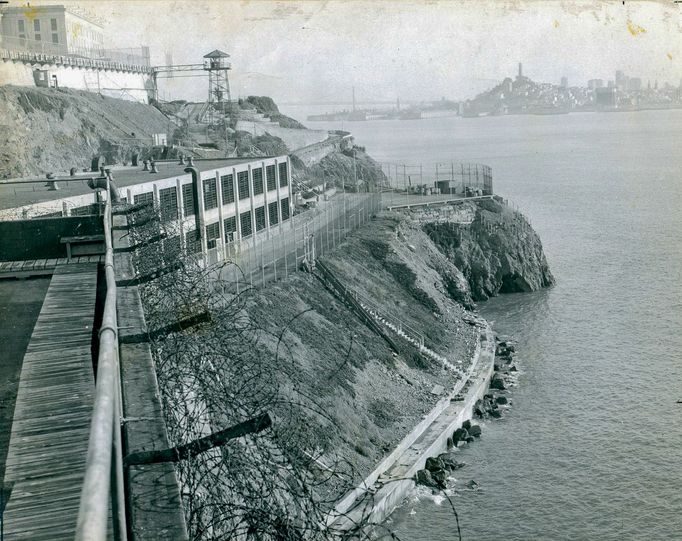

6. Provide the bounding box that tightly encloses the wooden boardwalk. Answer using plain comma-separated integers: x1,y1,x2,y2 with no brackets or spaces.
2,263,99,540
0,256,104,280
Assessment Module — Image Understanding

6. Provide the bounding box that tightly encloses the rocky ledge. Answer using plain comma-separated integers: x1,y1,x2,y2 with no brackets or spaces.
424,199,554,302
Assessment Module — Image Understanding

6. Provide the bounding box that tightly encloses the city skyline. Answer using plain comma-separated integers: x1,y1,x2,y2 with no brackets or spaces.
10,1,682,104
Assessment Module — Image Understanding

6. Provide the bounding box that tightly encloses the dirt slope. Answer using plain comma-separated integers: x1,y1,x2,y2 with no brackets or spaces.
0,85,172,179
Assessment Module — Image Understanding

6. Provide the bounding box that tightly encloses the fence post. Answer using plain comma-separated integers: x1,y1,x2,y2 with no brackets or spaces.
260,239,265,287
272,237,276,282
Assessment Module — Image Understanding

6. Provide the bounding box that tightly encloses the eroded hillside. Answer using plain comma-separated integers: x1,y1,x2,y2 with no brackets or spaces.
0,85,173,179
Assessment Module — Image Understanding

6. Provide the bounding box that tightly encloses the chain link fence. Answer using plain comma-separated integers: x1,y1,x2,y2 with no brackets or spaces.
203,191,382,291
381,161,493,196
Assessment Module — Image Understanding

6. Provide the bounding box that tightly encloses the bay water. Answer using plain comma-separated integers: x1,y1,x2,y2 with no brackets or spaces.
283,107,682,540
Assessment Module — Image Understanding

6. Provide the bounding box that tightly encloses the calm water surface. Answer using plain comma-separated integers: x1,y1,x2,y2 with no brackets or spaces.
284,108,682,540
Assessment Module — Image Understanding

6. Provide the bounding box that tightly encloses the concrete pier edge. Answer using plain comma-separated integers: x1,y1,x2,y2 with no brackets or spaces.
328,323,496,531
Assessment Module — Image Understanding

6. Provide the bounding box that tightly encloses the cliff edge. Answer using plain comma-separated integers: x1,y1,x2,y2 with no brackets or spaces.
424,198,554,302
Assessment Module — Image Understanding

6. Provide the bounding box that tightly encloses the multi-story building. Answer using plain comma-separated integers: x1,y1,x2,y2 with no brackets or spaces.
0,4,104,57
0,155,294,257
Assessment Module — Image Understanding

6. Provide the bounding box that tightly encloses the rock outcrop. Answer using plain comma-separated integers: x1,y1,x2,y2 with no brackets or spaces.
424,199,554,301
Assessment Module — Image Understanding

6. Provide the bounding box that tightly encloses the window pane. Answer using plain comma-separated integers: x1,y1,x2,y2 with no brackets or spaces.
159,186,178,219
278,162,288,187
266,165,276,191
206,222,220,248
185,229,200,254
220,174,234,204
280,197,290,221
255,206,266,231
134,192,154,205
18,20,25,32
35,33,41,41
52,33,59,44
240,211,252,237
203,178,217,210
34,19,40,31
268,201,279,225
237,171,249,200
182,183,195,216
51,18,57,31
224,216,237,242
252,168,263,195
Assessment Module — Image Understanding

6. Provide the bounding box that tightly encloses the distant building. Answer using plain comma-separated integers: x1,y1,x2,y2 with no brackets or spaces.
627,78,642,92
560,76,568,88
0,4,104,57
615,70,629,91
517,62,523,79
595,87,616,108
588,79,604,90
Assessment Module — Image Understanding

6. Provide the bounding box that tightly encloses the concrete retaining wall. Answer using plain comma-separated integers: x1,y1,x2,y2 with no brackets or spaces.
330,325,496,530
0,60,152,102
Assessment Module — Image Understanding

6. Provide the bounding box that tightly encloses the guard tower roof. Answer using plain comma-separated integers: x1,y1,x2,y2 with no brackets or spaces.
203,50,230,59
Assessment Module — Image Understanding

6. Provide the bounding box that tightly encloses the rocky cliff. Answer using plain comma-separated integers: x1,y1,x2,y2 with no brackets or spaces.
292,147,388,190
423,199,554,301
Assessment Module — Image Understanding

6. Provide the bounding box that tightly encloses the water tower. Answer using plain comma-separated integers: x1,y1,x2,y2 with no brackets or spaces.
203,49,232,129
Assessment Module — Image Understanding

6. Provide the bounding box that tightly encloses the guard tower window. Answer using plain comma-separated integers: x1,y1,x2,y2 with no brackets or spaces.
237,171,249,200
252,168,264,195
279,162,288,187
182,183,195,216
221,174,234,204
266,165,276,191
203,178,218,210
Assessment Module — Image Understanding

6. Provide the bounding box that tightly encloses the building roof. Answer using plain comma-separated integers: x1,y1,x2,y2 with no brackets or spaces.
0,157,281,211
203,49,230,58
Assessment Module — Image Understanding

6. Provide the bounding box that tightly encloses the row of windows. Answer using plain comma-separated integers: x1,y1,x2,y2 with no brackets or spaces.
16,18,59,43
127,165,288,218
204,198,290,243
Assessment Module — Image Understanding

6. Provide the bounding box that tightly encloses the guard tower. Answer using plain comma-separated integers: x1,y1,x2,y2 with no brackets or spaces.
203,49,232,130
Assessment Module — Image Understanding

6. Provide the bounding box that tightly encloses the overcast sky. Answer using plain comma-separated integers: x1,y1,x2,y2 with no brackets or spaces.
28,0,682,103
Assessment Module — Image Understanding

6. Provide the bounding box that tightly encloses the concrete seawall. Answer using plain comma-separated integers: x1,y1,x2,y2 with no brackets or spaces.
329,323,496,531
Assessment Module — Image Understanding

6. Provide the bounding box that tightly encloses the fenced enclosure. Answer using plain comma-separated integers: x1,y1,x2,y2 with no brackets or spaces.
205,192,382,291
381,162,493,196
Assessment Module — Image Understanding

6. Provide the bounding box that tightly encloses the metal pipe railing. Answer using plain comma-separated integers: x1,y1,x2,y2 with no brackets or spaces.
75,178,128,540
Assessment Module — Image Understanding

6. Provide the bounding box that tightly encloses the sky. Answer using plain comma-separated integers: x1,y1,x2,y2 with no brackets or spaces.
21,0,682,104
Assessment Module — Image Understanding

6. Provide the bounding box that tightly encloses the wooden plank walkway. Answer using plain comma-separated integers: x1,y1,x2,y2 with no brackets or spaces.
2,263,99,540
0,256,104,280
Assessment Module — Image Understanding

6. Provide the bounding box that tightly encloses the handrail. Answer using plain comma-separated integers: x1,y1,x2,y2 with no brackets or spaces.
75,178,128,540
